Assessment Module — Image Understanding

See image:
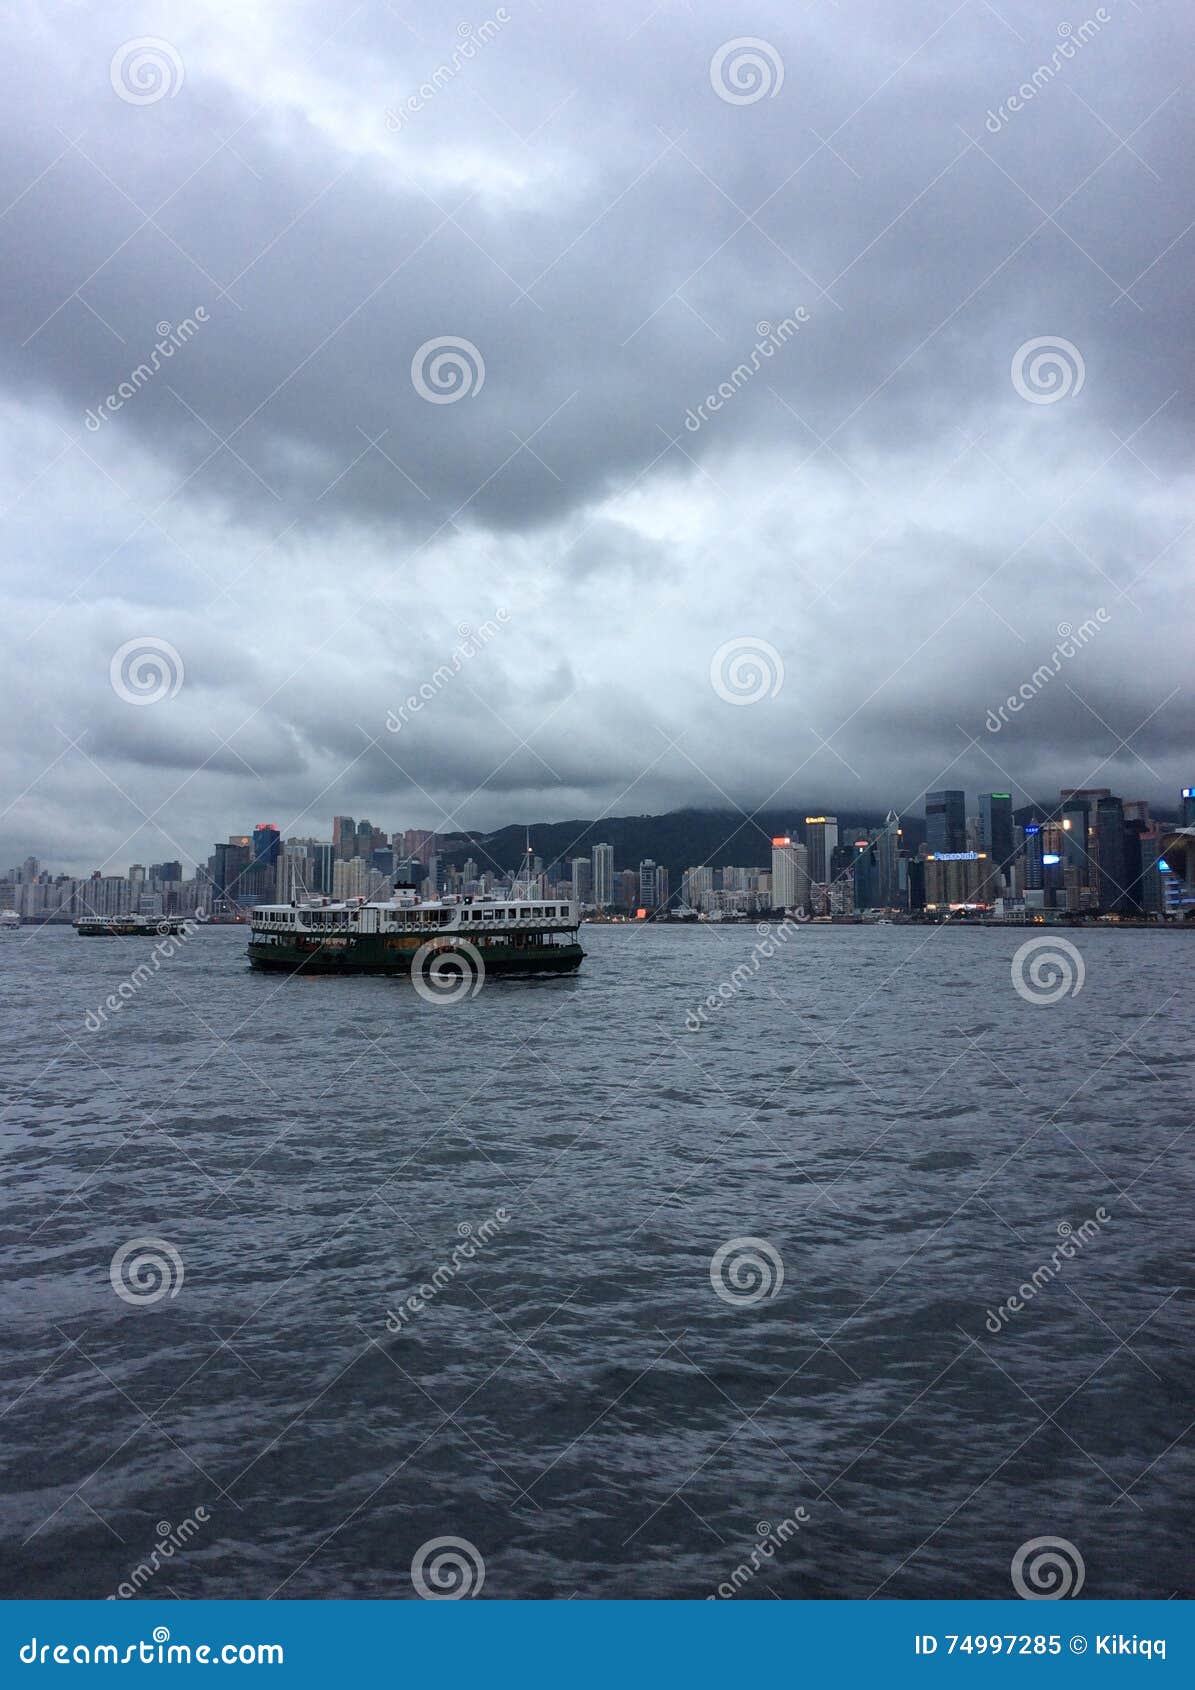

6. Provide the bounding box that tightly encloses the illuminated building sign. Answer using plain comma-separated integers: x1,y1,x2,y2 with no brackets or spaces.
1024,825,1040,835
1042,853,1061,865
1184,789,1195,799
929,851,981,861
771,836,791,847
805,816,829,824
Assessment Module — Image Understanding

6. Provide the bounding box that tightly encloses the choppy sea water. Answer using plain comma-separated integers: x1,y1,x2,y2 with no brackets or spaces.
1,920,1193,1601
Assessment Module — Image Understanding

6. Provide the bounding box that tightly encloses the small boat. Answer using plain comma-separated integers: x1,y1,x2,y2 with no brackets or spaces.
73,915,190,937
0,909,20,930
247,889,584,979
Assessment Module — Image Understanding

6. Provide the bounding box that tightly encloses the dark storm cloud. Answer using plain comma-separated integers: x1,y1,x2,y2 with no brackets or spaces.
0,0,1192,868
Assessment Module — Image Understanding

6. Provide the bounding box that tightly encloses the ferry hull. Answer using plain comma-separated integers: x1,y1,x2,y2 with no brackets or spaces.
75,920,191,937
247,936,584,976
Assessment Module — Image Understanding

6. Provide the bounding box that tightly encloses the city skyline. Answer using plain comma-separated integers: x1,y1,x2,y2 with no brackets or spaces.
8,781,1193,924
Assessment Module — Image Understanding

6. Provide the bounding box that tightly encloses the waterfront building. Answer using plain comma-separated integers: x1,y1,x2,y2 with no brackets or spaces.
771,836,810,912
592,843,614,908
683,866,714,909
923,851,998,908
570,857,592,902
638,859,669,912
978,793,1014,868
804,815,839,885
876,811,901,907
925,790,966,854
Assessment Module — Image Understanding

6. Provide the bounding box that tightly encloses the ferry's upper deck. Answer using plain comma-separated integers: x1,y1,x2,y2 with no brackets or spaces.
250,892,580,936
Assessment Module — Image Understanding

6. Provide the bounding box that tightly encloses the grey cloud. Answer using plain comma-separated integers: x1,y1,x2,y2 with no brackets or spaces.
0,0,1191,869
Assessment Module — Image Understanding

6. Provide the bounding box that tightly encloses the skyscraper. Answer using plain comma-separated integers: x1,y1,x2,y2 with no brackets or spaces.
804,816,839,885
1182,788,1195,827
925,791,966,854
638,859,665,912
877,810,901,908
570,856,592,902
771,837,810,911
1094,796,1127,913
591,843,614,908
332,816,356,860
682,866,714,909
978,793,1014,869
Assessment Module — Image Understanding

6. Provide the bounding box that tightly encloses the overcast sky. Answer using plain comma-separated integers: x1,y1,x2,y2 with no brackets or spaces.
1,0,1192,873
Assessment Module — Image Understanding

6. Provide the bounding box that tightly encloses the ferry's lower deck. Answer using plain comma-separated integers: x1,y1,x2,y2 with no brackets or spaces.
246,929,584,975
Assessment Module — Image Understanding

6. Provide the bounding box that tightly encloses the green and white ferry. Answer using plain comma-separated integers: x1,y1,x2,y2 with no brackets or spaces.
247,888,584,978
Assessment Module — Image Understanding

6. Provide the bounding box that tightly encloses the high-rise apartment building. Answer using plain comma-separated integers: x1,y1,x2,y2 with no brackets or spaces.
771,836,810,911
682,867,713,909
591,843,614,908
638,859,665,912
